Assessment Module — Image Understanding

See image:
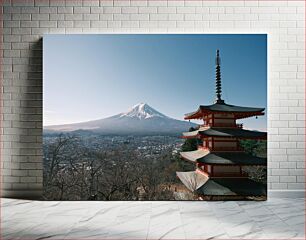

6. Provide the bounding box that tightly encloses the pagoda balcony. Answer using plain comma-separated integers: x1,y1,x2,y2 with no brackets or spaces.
200,123,243,128
199,146,244,152
196,168,248,178
211,172,248,178
214,146,244,151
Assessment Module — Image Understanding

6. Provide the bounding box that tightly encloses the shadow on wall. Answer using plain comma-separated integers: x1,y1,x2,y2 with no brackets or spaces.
4,38,43,200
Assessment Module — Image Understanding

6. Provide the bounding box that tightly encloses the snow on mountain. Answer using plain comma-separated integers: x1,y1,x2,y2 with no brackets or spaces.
44,103,196,135
119,103,168,120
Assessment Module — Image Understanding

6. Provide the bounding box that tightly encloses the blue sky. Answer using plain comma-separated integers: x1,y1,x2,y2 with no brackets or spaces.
43,34,267,130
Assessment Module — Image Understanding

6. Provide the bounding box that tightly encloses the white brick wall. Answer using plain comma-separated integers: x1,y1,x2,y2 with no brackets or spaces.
1,0,305,198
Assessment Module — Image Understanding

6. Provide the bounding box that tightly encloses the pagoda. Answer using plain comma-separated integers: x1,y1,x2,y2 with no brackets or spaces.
177,50,267,200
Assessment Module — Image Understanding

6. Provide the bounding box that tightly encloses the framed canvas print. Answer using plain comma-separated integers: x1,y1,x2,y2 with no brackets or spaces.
43,34,267,201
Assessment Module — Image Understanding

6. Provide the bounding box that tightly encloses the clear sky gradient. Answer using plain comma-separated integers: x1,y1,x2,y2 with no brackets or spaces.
43,34,267,130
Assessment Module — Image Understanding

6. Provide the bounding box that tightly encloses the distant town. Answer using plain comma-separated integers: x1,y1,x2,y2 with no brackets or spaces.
43,130,197,201
44,134,183,160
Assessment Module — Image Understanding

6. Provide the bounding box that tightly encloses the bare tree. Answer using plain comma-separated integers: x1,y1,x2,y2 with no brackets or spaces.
43,134,79,199
43,135,183,200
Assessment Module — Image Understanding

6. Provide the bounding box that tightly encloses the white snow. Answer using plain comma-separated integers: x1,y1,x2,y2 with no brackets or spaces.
119,103,169,120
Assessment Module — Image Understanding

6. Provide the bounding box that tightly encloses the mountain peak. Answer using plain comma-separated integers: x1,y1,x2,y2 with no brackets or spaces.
132,102,148,109
44,102,197,134
121,103,168,120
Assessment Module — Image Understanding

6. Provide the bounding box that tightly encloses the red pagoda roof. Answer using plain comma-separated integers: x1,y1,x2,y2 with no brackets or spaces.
180,149,267,165
196,177,266,196
176,171,267,196
184,102,265,120
176,171,209,191
182,127,267,139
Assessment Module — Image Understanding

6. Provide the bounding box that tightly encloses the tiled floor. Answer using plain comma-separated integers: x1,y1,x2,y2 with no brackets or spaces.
1,198,305,239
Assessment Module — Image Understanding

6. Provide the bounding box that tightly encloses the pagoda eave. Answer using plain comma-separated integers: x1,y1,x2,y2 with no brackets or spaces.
184,111,265,121
180,149,210,163
181,135,267,140
180,149,267,166
182,126,208,139
196,178,267,197
176,171,209,192
180,156,197,164
234,112,265,120
176,171,267,197
184,104,265,121
198,135,267,140
198,128,267,139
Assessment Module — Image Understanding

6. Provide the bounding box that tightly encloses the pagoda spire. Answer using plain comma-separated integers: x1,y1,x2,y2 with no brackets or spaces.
215,49,224,104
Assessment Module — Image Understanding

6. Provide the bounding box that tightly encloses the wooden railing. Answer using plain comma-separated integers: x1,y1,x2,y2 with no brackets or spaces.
198,146,243,152
213,146,243,151
212,172,248,177
200,123,243,128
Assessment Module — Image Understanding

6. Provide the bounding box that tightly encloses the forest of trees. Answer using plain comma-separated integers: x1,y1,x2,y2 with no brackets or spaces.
43,134,192,200
240,139,267,184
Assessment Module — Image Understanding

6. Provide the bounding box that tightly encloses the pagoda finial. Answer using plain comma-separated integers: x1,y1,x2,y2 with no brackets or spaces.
215,49,224,104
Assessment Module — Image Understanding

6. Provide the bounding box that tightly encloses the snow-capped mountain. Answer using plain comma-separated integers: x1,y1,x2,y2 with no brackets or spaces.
119,103,168,119
44,103,196,135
